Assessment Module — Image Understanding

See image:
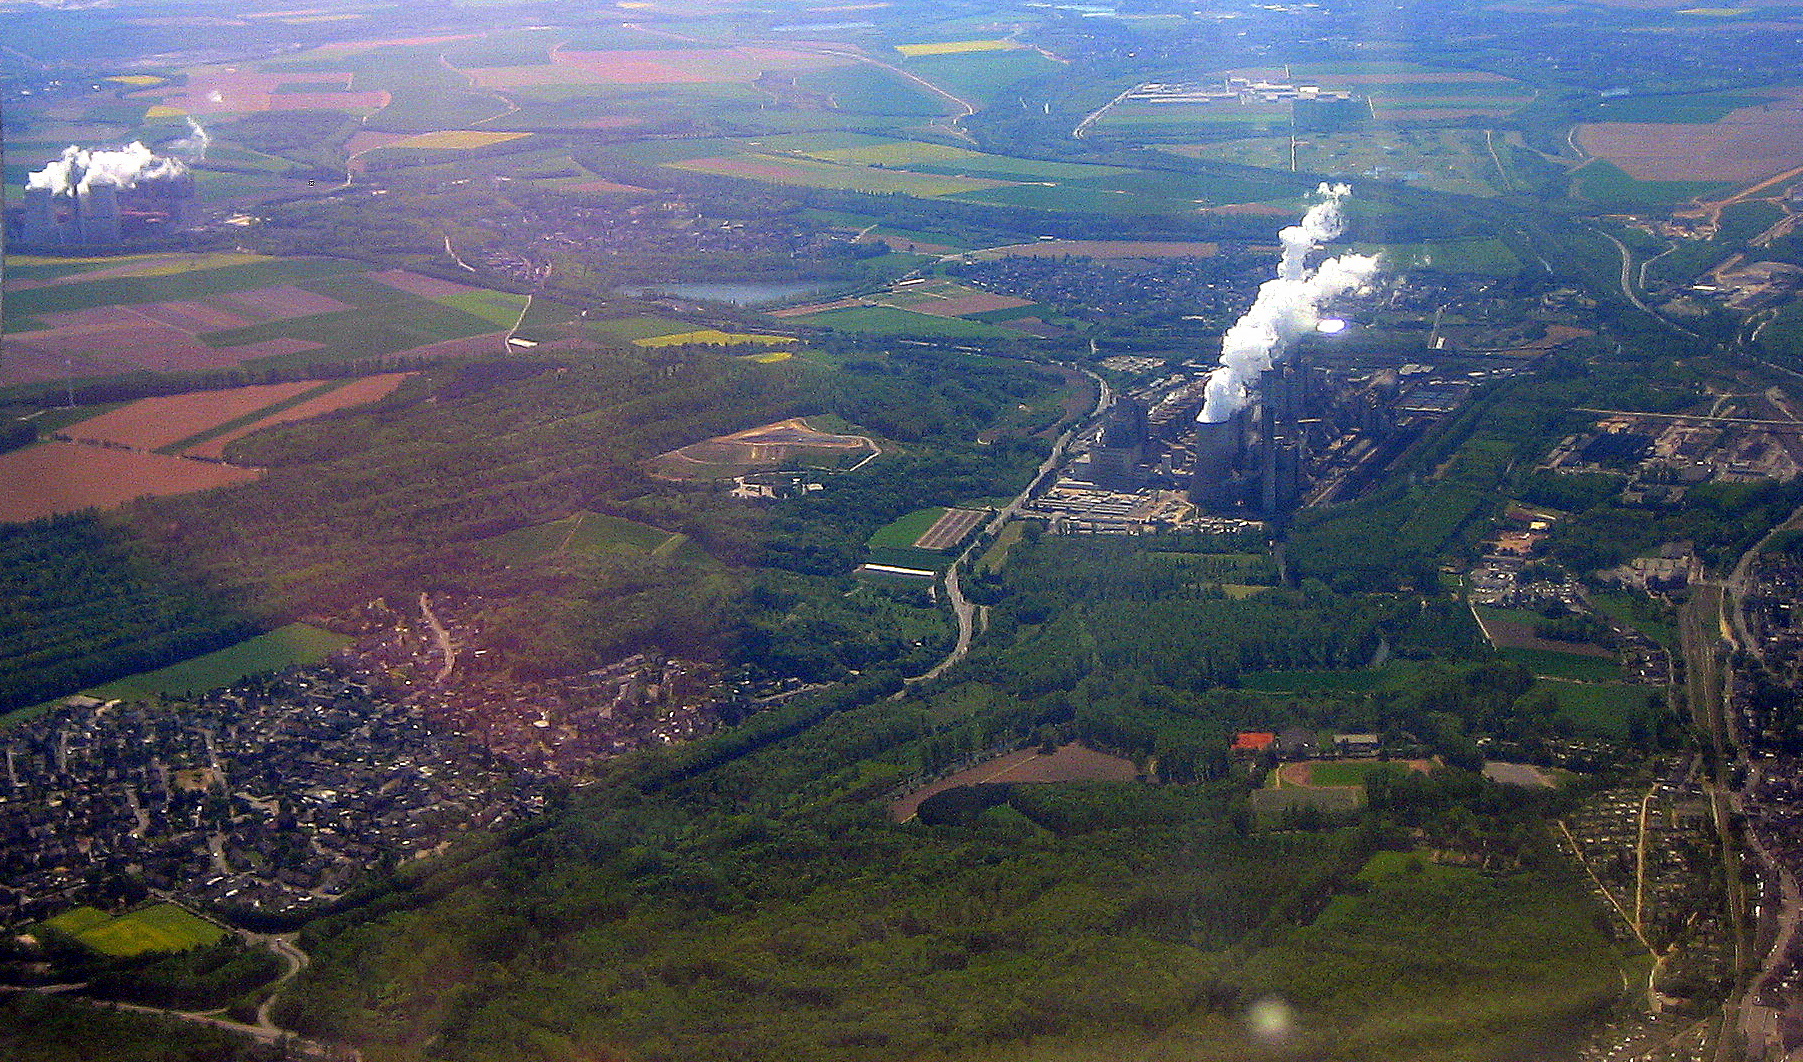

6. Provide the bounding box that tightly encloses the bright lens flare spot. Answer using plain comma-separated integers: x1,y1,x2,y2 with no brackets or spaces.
1316,318,1347,334
1246,995,1295,1043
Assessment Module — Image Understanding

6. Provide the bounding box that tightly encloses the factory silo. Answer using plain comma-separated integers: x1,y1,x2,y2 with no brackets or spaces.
80,182,122,244
1190,413,1243,509
23,187,60,246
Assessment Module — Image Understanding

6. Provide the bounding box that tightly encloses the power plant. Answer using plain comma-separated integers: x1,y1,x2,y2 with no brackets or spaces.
14,173,197,249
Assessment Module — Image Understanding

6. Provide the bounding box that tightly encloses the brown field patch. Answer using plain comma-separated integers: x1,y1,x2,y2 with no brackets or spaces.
767,297,866,318
1473,613,1616,657
914,507,986,550
897,293,1034,317
366,269,489,299
131,300,256,333
390,332,509,360
63,382,320,451
131,65,387,114
0,442,259,523
973,239,1221,259
212,284,354,320
889,743,1138,822
186,373,411,459
345,131,409,156
1577,88,1803,182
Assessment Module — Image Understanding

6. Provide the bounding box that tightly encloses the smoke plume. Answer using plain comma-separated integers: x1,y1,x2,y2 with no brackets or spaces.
25,118,210,196
1198,183,1379,423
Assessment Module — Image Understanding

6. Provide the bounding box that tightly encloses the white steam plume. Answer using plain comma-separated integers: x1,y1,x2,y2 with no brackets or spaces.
24,119,209,196
1198,183,1379,424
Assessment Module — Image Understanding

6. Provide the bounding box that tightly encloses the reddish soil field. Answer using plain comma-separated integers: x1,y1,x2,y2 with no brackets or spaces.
767,297,866,318
902,293,1034,317
214,285,353,320
889,743,1138,822
345,131,409,156
914,507,986,549
2,319,324,386
134,67,388,114
0,441,259,523
366,269,489,299
64,382,320,451
132,300,256,333
1474,613,1616,657
186,373,410,459
1578,89,1803,182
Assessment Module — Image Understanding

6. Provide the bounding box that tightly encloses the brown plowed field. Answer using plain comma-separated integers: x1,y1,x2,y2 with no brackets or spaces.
899,293,1033,317
0,442,258,523
914,507,986,549
134,65,389,114
213,285,353,320
132,300,256,333
1474,613,1615,657
367,269,489,299
889,743,1138,821
1577,88,1803,182
66,381,320,451
186,373,410,459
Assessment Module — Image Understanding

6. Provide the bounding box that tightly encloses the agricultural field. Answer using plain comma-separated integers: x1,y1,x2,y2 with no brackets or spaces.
781,305,1023,338
667,153,1011,197
893,40,1021,57
58,374,410,460
41,903,225,957
0,256,503,386
1534,679,1666,739
387,129,531,150
1169,129,1523,197
634,329,797,348
1575,86,1803,183
1362,237,1524,276
0,442,260,523
80,623,352,702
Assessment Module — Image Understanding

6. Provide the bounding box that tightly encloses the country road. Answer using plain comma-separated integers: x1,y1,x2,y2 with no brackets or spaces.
907,365,1110,686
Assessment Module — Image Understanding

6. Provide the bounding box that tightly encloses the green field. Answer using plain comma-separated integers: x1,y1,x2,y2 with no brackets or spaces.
787,306,1020,339
898,51,1064,105
1572,160,1730,207
482,511,700,564
1583,90,1778,124
437,289,531,328
1536,679,1665,738
1302,760,1409,787
42,903,225,957
81,623,352,701
198,275,502,360
1501,646,1624,682
581,315,697,343
868,507,949,551
1365,237,1523,275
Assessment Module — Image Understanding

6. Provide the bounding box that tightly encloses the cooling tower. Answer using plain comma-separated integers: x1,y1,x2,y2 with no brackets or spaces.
23,187,60,245
80,182,122,244
1190,414,1244,509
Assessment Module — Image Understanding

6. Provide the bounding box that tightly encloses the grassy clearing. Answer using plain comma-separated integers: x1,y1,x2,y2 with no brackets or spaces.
1501,647,1623,682
72,903,224,957
1363,238,1522,275
977,520,1025,575
482,511,700,564
868,507,948,551
582,315,695,342
1536,679,1665,738
82,624,352,702
1572,160,1729,207
786,306,1021,339
899,51,1062,105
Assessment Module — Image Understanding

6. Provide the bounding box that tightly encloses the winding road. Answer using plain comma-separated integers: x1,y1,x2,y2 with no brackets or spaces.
906,365,1110,686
